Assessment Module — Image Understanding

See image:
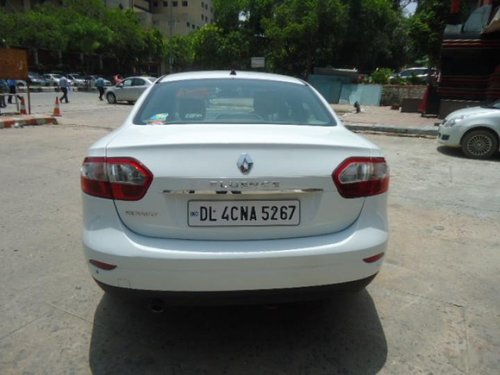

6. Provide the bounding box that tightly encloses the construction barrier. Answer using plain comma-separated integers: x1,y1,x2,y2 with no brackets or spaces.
53,97,61,117
19,97,27,115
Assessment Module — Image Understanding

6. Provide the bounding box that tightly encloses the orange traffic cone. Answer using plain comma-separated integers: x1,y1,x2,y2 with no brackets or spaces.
19,97,27,115
53,97,61,117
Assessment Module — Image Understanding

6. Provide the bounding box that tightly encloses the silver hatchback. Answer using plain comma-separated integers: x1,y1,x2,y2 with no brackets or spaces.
106,76,156,104
438,100,500,159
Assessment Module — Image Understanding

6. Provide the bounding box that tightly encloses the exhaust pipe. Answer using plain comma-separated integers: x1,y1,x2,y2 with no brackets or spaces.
149,298,165,313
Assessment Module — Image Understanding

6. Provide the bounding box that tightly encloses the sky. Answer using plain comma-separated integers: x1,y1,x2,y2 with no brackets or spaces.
403,1,418,17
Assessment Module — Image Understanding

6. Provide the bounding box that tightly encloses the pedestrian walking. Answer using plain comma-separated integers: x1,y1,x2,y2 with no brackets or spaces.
7,79,21,104
0,79,8,108
95,76,105,101
59,75,70,103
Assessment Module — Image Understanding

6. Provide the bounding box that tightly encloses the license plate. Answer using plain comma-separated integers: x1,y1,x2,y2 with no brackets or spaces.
188,200,300,227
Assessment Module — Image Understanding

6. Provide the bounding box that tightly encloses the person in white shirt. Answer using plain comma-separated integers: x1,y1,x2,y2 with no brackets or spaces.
59,76,70,103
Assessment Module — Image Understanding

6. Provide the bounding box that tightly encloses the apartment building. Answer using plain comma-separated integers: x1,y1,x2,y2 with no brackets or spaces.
105,0,215,37
1,0,214,37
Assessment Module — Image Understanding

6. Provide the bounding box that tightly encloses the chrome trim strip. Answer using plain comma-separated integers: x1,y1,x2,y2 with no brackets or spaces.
162,188,323,195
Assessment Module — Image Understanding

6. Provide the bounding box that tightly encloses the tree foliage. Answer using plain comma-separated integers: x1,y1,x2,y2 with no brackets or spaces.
407,0,471,66
337,0,407,72
0,0,460,76
407,0,452,66
209,0,411,76
0,0,164,73
263,0,348,77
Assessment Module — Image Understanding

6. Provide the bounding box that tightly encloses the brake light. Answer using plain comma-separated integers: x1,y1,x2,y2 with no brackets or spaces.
81,157,153,200
89,259,117,270
332,157,389,198
363,253,385,263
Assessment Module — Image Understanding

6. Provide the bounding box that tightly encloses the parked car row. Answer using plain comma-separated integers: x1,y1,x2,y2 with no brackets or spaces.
15,72,114,88
390,67,439,84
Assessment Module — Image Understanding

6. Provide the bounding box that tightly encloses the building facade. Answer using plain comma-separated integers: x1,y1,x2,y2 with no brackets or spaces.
2,0,214,37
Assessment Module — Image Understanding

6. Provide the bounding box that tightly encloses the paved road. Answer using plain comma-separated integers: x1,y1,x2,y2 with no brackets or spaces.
20,91,129,129
0,103,499,374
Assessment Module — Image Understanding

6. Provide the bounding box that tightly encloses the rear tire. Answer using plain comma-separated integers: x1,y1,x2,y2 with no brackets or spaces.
462,129,498,159
106,92,116,104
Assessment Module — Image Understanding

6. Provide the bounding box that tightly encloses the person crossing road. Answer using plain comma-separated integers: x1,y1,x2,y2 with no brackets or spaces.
95,76,105,101
59,76,70,103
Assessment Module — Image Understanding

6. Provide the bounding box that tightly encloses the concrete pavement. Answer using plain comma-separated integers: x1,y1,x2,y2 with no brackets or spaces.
332,104,441,137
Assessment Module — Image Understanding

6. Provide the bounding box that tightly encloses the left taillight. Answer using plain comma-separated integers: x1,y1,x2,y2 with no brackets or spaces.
332,157,389,198
81,157,153,201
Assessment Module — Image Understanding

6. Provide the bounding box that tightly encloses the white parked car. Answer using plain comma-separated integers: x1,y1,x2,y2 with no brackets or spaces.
438,100,500,159
81,71,390,305
105,76,156,104
67,73,86,87
43,73,63,86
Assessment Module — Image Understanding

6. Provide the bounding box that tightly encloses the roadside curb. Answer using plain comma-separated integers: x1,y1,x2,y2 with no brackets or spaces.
0,115,58,129
345,123,438,137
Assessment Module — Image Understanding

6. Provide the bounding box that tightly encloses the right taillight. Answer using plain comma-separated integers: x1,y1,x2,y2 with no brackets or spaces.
332,157,389,198
81,157,153,201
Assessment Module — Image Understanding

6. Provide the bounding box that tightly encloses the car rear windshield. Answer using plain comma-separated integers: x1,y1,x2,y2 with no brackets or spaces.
134,78,336,126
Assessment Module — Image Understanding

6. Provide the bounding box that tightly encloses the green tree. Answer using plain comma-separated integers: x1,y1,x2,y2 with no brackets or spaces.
13,10,69,51
0,12,20,47
0,0,166,73
407,0,471,66
407,0,451,66
211,0,274,69
191,24,249,69
142,28,166,63
338,0,408,72
212,0,244,31
262,0,348,78
165,35,194,72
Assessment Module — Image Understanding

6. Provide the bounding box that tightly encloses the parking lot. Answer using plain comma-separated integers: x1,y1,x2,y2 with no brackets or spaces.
0,93,499,374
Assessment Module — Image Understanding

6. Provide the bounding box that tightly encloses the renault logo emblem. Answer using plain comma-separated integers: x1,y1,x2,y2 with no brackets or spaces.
237,153,253,174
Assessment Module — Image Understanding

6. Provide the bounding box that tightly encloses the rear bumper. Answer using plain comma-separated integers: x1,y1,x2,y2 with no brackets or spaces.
83,195,388,293
95,274,378,305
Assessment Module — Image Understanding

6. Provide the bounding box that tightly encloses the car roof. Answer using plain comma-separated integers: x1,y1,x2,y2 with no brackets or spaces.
123,76,156,80
158,71,306,85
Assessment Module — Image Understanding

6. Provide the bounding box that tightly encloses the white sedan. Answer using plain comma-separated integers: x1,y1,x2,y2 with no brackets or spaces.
81,71,389,305
105,76,156,104
438,100,500,159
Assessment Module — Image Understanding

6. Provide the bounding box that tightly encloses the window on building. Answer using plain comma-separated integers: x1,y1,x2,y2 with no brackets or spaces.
172,1,178,6
187,22,190,27
182,1,188,6
153,1,158,7
163,1,168,6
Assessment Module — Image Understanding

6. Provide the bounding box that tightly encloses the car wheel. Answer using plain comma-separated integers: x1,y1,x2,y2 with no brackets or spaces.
461,129,499,159
106,92,117,104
